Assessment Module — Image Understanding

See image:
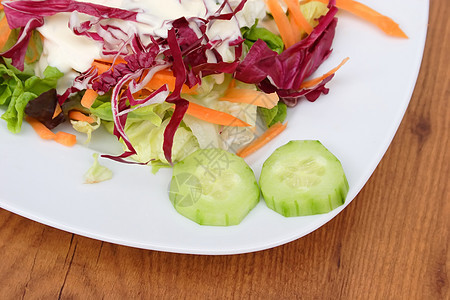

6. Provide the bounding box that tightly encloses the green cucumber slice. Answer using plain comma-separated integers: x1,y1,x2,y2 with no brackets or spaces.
169,148,260,226
259,140,349,217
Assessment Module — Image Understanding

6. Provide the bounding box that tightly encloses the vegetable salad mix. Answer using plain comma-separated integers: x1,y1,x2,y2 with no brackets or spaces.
0,0,406,166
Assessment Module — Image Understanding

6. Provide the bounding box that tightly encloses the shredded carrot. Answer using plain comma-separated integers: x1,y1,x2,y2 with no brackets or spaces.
54,131,77,147
91,57,128,75
185,102,251,127
285,0,313,35
69,110,95,123
52,104,62,119
236,122,287,158
300,57,349,89
314,0,407,38
92,60,197,94
0,13,11,51
92,61,111,75
80,89,98,109
266,0,296,48
220,89,279,109
289,14,303,44
25,116,57,140
146,69,198,95
94,57,127,65
26,116,77,146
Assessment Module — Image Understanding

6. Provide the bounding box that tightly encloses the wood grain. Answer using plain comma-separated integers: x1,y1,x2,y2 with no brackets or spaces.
0,2,448,299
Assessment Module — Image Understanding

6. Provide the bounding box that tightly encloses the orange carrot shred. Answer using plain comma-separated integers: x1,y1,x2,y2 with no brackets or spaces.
94,57,127,65
69,110,95,123
285,0,314,35
52,103,62,119
25,116,56,140
300,57,349,89
54,131,77,147
266,0,296,48
289,14,303,44
146,69,198,94
314,0,407,38
92,61,111,75
185,102,251,127
236,122,287,158
81,89,98,109
220,89,279,109
0,14,12,51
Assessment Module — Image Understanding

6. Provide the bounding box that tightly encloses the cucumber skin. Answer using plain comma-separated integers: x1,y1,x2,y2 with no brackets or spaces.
260,140,349,217
263,174,349,217
169,149,260,226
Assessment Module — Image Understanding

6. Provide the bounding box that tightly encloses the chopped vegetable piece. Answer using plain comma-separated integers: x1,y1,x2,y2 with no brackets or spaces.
169,148,260,226
80,89,98,109
68,110,95,123
91,61,110,75
84,153,113,184
236,122,287,158
314,0,408,38
52,103,62,120
185,102,251,127
266,0,296,48
220,89,279,109
0,12,12,51
146,69,197,95
285,0,314,35
54,131,77,147
259,102,288,127
241,21,285,54
260,140,349,216
300,57,349,89
25,115,56,140
289,13,303,44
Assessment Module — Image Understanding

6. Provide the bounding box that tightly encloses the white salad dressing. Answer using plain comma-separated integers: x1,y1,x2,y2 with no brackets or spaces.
36,0,265,92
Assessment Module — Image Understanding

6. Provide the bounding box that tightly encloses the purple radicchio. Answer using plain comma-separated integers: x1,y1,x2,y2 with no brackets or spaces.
85,1,249,164
235,1,339,107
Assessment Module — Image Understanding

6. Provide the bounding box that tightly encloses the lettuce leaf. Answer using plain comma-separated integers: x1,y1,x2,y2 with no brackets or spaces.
241,21,284,54
0,62,63,133
122,118,199,164
259,102,287,127
301,1,329,28
84,153,113,184
90,96,172,126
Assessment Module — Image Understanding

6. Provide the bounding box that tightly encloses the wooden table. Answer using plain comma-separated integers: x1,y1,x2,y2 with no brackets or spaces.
1,2,448,299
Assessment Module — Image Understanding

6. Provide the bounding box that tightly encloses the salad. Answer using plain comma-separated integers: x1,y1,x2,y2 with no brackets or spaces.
0,0,406,168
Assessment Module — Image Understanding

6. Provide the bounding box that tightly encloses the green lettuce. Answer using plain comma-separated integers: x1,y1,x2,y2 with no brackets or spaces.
0,63,63,133
259,102,287,128
84,153,113,184
90,94,172,126
97,100,199,165
301,1,329,28
125,119,199,164
241,20,284,54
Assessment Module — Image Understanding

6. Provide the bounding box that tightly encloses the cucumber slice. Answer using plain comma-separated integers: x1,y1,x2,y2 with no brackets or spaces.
169,148,260,226
259,140,349,217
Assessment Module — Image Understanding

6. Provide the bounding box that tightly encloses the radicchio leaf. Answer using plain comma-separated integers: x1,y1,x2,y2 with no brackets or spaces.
24,89,65,129
234,4,339,106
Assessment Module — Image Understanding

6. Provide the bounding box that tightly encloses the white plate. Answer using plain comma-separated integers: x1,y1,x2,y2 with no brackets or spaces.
0,0,428,255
